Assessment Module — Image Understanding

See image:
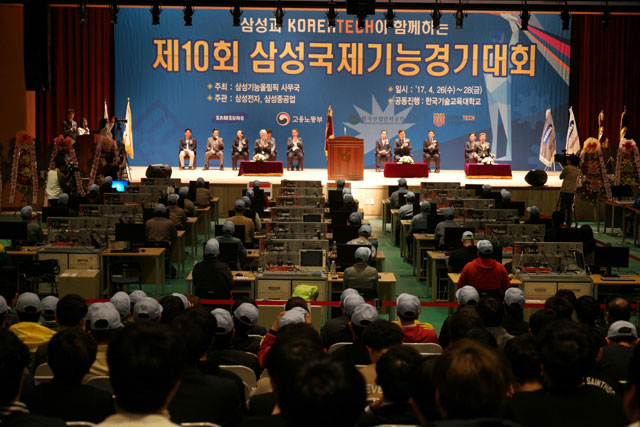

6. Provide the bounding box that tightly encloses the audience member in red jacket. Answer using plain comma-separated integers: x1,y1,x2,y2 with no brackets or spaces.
457,240,510,293
395,293,438,344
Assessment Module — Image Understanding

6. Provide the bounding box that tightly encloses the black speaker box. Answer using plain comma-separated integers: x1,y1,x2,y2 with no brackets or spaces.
525,169,548,187
23,0,50,91
145,164,172,178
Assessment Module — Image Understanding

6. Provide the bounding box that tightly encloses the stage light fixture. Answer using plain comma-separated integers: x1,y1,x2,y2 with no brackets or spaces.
79,0,88,24
231,4,242,27
274,3,285,28
431,6,442,30
601,9,610,31
184,3,194,26
109,1,119,24
385,4,395,29
454,6,465,30
520,5,530,31
326,2,337,28
150,1,162,25
560,4,570,31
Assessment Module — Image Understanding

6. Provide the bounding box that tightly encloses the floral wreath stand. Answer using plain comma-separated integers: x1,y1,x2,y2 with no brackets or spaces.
8,131,39,206
578,137,612,205
614,139,640,189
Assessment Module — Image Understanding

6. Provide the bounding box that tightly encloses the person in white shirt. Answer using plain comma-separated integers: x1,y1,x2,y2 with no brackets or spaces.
77,117,90,136
178,128,197,170
45,158,69,207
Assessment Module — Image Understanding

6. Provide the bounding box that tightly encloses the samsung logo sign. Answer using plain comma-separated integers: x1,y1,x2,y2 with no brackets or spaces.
213,113,247,123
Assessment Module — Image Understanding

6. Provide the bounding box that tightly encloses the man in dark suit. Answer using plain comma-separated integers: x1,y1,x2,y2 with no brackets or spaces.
266,129,277,160
179,128,197,170
476,132,494,163
465,132,478,163
62,108,77,141
204,128,224,171
393,129,412,161
254,129,271,158
231,129,249,170
286,128,304,170
423,129,440,172
375,130,392,172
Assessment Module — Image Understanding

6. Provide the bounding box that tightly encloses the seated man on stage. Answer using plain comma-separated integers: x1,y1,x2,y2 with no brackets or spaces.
254,129,271,160
465,132,479,163
475,132,495,164
266,129,277,160
286,128,304,171
232,130,249,170
375,130,392,172
393,129,412,161
204,128,224,171
422,130,440,172
178,128,197,170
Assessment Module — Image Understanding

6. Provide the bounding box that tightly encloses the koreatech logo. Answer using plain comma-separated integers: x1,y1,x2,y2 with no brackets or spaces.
212,113,247,123
276,112,290,126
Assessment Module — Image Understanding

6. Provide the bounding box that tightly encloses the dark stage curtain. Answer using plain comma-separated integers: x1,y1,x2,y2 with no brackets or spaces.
36,7,113,150
569,14,640,148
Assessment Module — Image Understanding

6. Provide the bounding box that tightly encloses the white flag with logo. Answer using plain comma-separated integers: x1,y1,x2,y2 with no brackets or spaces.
539,108,556,167
566,106,580,154
123,98,134,159
103,99,109,120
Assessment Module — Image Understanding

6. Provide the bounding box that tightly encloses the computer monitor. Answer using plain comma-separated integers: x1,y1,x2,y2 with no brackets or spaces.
299,249,326,271
214,224,245,242
330,211,351,227
443,227,475,250
42,207,70,222
336,244,370,268
303,213,322,223
115,223,146,245
388,185,399,197
332,225,360,244
594,246,630,269
142,208,169,222
426,214,444,234
217,241,241,269
611,185,633,199
328,190,344,210
243,188,265,212
112,180,128,193
0,221,27,241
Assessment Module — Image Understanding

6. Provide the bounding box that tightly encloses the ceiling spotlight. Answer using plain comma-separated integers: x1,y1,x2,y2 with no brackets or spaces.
151,1,161,25
274,3,285,28
231,4,242,27
432,6,442,30
184,3,194,26
79,0,88,24
326,2,337,28
385,4,395,29
601,9,610,31
560,4,570,31
520,5,530,31
109,1,119,24
454,6,465,30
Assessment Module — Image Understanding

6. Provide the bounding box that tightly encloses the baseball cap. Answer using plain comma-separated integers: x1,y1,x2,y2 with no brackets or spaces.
252,180,261,189
167,193,179,205
343,193,354,204
0,295,8,314
504,287,525,308
58,193,69,206
477,240,493,255
242,196,252,208
462,231,474,241
336,178,345,187
178,186,189,197
482,184,491,191
197,177,205,185
233,303,259,327
278,306,307,329
359,224,371,237
129,290,147,306
351,304,379,327
455,286,480,306
397,293,421,319
88,302,123,331
608,320,638,339
340,288,360,306
110,291,131,318
348,212,362,225
342,188,351,195
88,184,100,193
204,238,220,256
20,206,33,219
222,220,235,234
421,201,431,212
443,207,455,219
500,189,511,201
171,293,189,309
234,199,245,210
245,189,255,199
343,294,365,316
406,191,415,202
527,206,540,215
16,292,41,313
41,296,59,317
398,178,408,187
154,203,166,215
133,297,163,320
103,176,113,185
354,246,372,262
211,308,234,334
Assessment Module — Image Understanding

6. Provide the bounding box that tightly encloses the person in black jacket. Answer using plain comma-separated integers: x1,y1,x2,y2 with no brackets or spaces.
193,239,233,300
447,231,478,273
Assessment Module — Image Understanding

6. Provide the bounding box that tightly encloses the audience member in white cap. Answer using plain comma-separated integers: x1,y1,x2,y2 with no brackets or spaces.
447,230,478,273
19,205,44,244
438,286,480,349
227,199,255,246
192,238,233,300
195,177,210,207
177,186,197,217
457,240,510,296
144,203,177,248
390,178,409,209
347,224,378,258
40,296,59,331
394,293,438,344
434,207,461,249
8,292,55,351
331,303,379,366
525,205,546,225
344,246,379,301
85,302,124,381
321,290,364,350
208,308,261,377
502,287,529,336
230,299,262,354
86,183,103,204
110,291,131,322
133,297,163,322
595,320,639,388
129,290,147,312
399,191,416,220
214,220,247,270
166,193,186,230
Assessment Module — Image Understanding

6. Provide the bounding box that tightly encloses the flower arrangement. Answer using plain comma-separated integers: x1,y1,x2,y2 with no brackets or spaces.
615,138,640,188
481,156,495,165
579,137,609,202
398,156,414,164
9,130,39,205
253,153,267,162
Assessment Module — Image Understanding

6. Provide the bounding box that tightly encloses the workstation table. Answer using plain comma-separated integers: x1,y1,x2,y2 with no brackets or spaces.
185,269,256,296
328,272,397,319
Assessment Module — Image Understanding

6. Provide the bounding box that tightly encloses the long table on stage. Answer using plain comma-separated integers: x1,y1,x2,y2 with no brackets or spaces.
238,160,284,176
384,162,429,178
465,163,512,178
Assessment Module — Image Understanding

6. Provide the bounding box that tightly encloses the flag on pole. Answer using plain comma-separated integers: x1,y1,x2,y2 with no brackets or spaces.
539,108,556,167
324,105,334,156
620,106,628,141
566,106,580,154
123,98,134,159
103,99,109,120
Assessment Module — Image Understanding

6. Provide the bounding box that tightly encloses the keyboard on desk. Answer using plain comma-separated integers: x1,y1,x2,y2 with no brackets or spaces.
4,247,22,252
599,276,637,282
110,248,141,254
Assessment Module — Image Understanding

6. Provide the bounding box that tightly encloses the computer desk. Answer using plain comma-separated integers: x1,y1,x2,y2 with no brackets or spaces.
210,197,219,226
328,272,397,319
590,274,640,300
171,230,186,273
102,247,165,297
390,209,400,244
6,246,42,291
196,206,212,241
413,234,436,278
185,217,199,256
400,219,411,261
185,269,256,296
382,199,391,233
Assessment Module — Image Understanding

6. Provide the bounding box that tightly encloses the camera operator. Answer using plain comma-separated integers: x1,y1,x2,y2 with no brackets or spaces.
558,155,579,226
46,158,71,207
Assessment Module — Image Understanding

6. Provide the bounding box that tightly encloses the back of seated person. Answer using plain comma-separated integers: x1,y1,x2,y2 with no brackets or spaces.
9,292,56,351
502,287,529,336
193,239,233,300
331,303,379,366
343,247,379,301
85,302,123,382
477,297,514,350
360,320,404,403
447,231,478,273
395,293,438,344
144,203,177,247
503,335,543,393
320,290,363,350
194,177,211,207
166,193,186,230
230,300,261,354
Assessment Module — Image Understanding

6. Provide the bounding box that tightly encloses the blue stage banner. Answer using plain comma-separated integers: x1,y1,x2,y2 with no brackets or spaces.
115,8,570,170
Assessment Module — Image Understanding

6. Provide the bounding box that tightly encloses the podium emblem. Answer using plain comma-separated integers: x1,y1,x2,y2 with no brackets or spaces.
342,152,350,162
